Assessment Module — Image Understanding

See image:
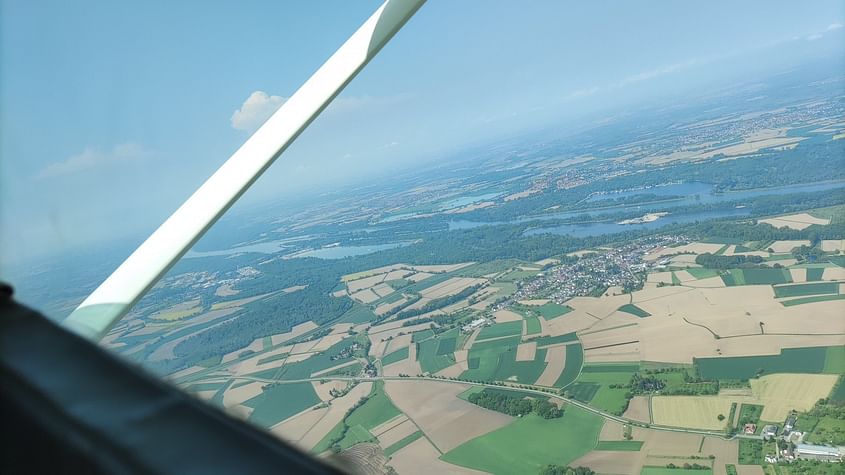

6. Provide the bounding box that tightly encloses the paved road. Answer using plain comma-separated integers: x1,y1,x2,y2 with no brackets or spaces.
200,373,748,440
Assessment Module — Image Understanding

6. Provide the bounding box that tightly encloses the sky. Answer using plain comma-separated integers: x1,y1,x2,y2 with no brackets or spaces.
1,0,844,267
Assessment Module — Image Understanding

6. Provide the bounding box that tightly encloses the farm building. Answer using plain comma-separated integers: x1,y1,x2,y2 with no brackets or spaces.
762,425,779,440
784,414,797,434
794,443,842,462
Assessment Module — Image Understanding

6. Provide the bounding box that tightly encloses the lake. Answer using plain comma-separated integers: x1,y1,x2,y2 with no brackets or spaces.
450,181,845,236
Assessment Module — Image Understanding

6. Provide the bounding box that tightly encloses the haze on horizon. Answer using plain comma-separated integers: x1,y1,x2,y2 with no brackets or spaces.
1,0,843,265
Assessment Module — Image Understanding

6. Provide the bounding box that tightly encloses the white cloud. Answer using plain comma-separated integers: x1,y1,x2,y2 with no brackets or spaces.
230,91,287,131
806,33,823,41
564,86,600,100
617,59,699,87
38,143,148,178
827,23,843,31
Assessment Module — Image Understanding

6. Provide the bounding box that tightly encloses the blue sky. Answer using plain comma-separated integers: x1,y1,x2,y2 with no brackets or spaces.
1,0,843,265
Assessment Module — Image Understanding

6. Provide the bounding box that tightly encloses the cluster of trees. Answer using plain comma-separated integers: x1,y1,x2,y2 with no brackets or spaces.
467,391,562,419
394,284,483,320
666,463,709,470
792,244,827,263
539,466,595,475
172,285,353,367
629,374,666,393
695,253,764,269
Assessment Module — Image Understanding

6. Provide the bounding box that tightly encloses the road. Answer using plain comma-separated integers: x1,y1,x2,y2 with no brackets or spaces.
199,373,757,440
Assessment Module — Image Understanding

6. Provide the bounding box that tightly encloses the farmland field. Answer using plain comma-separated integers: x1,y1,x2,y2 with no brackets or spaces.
417,337,456,374
384,430,423,456
440,408,602,474
738,439,762,465
828,348,845,379
470,335,521,352
477,321,523,341
338,304,378,324
244,382,320,427
555,344,584,388
570,365,638,414
382,346,410,366
567,383,600,403
687,268,720,279
773,282,839,298
524,315,542,335
277,338,355,380
412,329,436,343
618,303,651,318
721,268,792,286
345,381,402,431
536,303,574,320
533,332,579,348
781,294,845,306
695,346,836,380
595,440,644,451
807,267,825,281
641,468,713,475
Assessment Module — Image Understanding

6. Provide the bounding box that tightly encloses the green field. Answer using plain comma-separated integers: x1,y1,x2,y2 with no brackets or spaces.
817,346,842,374
345,381,401,430
525,316,542,336
737,403,764,426
618,303,651,318
554,344,584,388
313,381,402,453
245,382,320,427
461,334,549,384
567,383,600,403
582,364,641,373
570,365,638,414
695,346,842,380
417,337,456,374
595,440,643,451
476,321,524,341
456,260,525,277
498,269,541,282
805,416,845,445
437,336,457,355
338,304,378,324
536,303,574,320
257,352,289,366
641,468,712,475
412,329,436,343
382,346,409,366
321,361,363,377
725,464,737,475
403,273,453,293
277,338,355,380
532,332,579,348
721,268,792,286
807,267,825,281
738,439,762,464
773,282,840,298
781,294,845,307
441,408,602,474
686,268,720,280
384,431,423,456
830,376,845,403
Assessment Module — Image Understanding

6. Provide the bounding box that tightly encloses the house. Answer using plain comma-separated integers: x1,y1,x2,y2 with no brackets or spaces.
794,443,842,462
764,455,778,464
762,425,779,440
744,423,757,435
784,415,797,433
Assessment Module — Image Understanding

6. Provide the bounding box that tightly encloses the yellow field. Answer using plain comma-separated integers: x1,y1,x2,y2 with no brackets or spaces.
651,396,734,430
652,374,839,429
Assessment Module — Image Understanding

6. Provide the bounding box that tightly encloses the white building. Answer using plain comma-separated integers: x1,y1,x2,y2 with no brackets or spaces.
794,443,842,462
